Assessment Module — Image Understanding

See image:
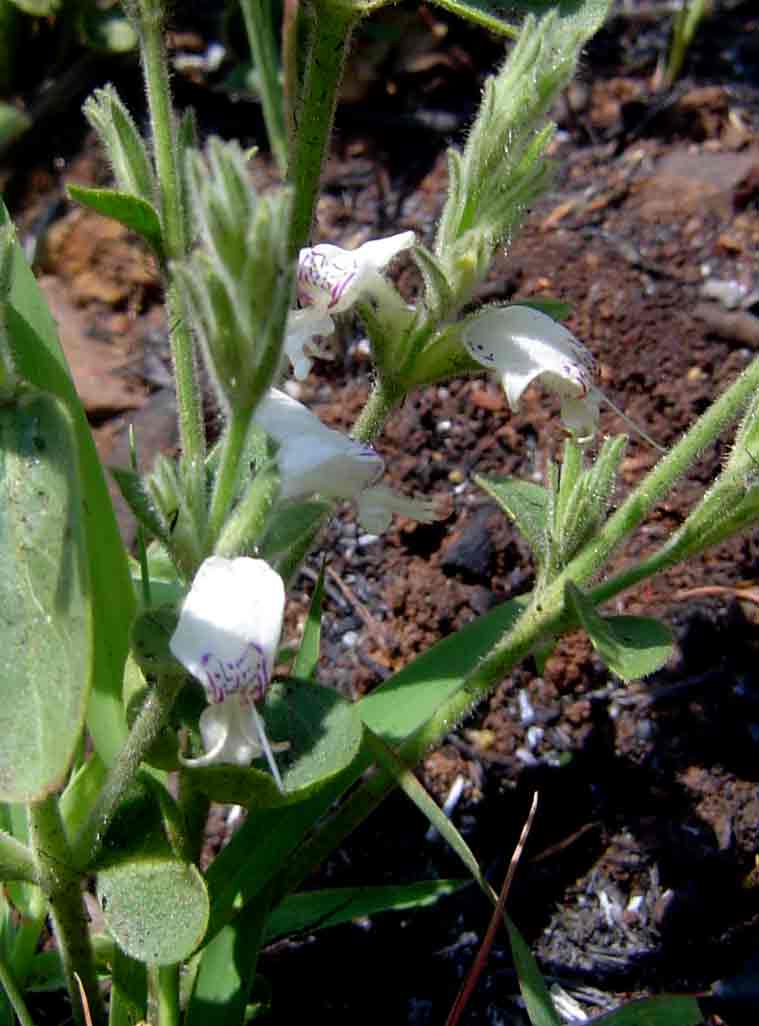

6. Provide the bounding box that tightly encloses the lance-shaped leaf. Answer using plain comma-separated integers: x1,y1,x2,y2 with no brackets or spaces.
566,582,673,682
111,465,171,545
67,186,164,263
476,475,549,564
589,995,702,1025
0,393,91,801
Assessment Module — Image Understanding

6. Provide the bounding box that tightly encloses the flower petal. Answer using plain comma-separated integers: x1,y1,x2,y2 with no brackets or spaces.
357,484,442,535
254,389,384,501
297,231,416,314
180,696,262,768
284,309,334,380
170,556,285,705
462,305,595,412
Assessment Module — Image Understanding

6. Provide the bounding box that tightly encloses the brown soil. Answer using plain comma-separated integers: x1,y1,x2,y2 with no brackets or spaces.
4,1,759,1023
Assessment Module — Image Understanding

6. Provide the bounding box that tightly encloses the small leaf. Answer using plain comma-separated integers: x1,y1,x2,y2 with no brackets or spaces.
67,185,164,262
259,499,331,561
475,475,549,562
292,561,325,680
0,393,92,802
413,243,454,318
265,880,465,941
98,858,209,965
566,583,673,682
111,466,169,544
505,914,562,1026
589,995,702,1026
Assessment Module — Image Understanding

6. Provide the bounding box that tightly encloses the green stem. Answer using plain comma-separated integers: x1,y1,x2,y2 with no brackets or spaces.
351,377,403,444
0,954,36,1026
240,0,288,174
207,408,251,551
0,830,37,884
156,965,180,1026
136,1,206,482
288,0,358,254
28,798,104,1026
72,673,185,872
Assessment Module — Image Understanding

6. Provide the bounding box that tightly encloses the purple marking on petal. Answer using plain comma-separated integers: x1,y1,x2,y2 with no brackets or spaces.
329,269,356,308
202,640,266,703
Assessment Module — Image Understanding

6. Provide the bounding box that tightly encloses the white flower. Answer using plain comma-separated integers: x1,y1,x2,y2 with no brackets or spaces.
170,556,288,789
254,388,440,531
298,231,416,314
461,305,598,439
284,308,335,380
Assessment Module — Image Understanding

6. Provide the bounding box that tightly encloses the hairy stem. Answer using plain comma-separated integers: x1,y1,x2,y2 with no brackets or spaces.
72,673,185,872
28,798,105,1026
136,0,206,484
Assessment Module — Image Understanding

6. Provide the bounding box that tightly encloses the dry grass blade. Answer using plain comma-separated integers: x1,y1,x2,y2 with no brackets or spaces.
444,791,539,1026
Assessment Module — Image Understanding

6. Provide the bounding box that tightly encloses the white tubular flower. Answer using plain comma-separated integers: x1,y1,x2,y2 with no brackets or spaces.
284,308,335,380
462,305,598,438
298,231,416,314
254,388,441,530
254,388,383,501
170,556,288,789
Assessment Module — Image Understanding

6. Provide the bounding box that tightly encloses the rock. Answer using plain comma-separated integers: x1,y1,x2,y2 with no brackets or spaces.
440,505,496,583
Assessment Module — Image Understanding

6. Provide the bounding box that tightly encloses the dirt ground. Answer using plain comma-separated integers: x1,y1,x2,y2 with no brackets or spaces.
3,1,759,1023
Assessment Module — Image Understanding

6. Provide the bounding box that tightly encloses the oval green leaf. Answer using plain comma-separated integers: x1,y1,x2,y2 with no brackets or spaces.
98,858,209,965
0,393,91,801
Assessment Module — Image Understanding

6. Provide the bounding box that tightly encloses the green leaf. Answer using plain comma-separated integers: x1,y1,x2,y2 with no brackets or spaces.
111,466,170,544
259,499,331,561
566,583,673,682
365,728,494,901
413,243,454,318
60,754,107,844
67,185,164,261
475,476,549,563
359,593,531,744
505,914,562,1026
589,995,703,1026
98,858,209,965
292,561,325,680
108,947,147,1026
265,879,465,941
424,0,519,38
77,6,137,53
188,678,363,805
0,103,30,149
0,394,91,802
185,902,268,1026
1,199,134,767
